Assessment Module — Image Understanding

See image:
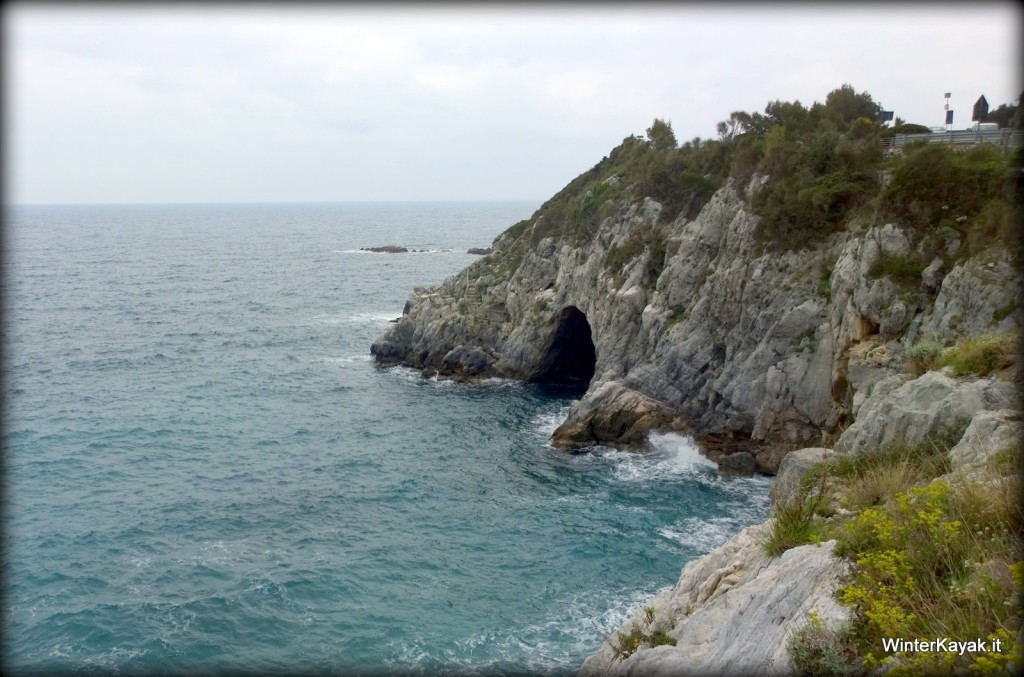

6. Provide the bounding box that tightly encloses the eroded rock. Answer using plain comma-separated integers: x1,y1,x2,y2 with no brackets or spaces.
949,408,1023,471
578,522,849,677
834,370,1017,454
770,447,836,507
551,381,687,449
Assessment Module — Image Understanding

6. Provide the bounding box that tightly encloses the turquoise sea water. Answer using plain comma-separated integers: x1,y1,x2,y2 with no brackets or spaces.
3,202,771,675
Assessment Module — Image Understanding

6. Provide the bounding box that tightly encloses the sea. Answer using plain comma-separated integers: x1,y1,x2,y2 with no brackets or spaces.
2,202,772,675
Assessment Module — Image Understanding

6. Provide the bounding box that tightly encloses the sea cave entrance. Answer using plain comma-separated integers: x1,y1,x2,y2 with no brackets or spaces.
530,306,597,393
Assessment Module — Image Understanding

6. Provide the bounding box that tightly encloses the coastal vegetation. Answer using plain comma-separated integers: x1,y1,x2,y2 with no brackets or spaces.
903,331,1018,377
609,606,676,660
786,464,1022,675
765,408,1021,674
484,84,1020,291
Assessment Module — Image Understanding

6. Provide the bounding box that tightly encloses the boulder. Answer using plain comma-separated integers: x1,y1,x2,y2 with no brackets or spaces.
551,381,687,449
916,254,1022,338
440,345,494,378
770,447,836,507
716,450,756,476
949,408,1022,471
921,257,945,292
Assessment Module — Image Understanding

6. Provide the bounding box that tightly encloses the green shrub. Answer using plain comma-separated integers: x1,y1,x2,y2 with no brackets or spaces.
904,339,944,375
804,423,964,522
993,298,1017,323
764,474,830,556
665,306,686,329
603,222,670,288
751,164,878,251
787,612,861,676
777,415,1021,675
885,122,931,135
610,606,676,661
867,253,925,285
938,331,1018,376
729,133,764,183
964,197,1015,258
879,144,1009,246
818,266,832,301
604,237,646,277
834,477,1022,674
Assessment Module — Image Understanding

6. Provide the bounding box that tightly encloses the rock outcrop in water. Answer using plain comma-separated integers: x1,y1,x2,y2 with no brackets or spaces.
361,245,409,253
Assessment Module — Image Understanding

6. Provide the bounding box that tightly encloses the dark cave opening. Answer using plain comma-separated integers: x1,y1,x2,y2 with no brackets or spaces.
530,306,597,391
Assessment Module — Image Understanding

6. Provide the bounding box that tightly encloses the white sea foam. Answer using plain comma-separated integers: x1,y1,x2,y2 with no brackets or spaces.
383,365,425,384
659,516,745,553
386,585,667,674
321,355,373,364
331,248,452,255
647,432,718,466
314,310,401,325
604,433,717,483
532,406,571,438
474,376,523,389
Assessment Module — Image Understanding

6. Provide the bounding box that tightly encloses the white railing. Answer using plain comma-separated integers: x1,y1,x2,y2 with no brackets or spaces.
881,129,1023,151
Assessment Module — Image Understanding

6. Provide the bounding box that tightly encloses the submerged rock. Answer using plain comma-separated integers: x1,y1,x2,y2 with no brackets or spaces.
715,450,756,476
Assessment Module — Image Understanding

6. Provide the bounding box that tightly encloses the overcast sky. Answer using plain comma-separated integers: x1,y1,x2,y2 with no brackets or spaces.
6,2,1021,205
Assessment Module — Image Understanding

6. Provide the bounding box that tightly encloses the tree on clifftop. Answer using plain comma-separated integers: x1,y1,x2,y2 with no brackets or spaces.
646,118,677,151
820,83,879,126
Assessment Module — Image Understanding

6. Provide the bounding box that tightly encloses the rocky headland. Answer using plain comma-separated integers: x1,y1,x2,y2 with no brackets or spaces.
371,86,1022,674
371,157,1019,476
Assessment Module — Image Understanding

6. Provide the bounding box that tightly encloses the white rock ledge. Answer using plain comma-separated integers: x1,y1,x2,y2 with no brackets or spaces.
579,521,849,677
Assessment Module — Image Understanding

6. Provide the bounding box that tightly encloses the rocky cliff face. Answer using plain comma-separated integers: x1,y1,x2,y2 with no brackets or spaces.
371,174,1020,472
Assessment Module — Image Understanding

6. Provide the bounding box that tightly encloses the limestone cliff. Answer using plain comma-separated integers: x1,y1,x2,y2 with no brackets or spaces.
371,164,1019,472
371,91,1022,674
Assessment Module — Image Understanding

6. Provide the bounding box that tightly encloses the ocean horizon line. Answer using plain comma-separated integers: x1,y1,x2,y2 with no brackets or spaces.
7,198,543,209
